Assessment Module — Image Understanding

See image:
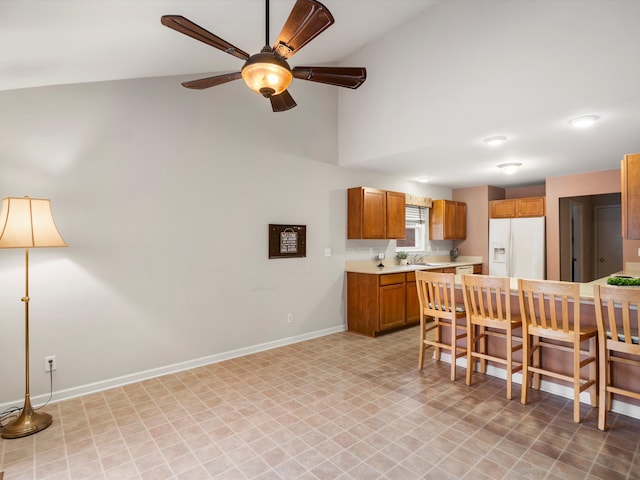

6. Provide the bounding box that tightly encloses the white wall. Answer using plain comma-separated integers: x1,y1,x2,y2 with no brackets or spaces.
0,75,450,406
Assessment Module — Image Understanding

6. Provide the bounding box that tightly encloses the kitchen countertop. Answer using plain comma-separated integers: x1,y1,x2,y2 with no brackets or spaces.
345,256,483,275
346,260,640,302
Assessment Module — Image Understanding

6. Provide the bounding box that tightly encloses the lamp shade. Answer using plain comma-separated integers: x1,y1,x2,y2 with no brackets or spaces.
0,197,67,248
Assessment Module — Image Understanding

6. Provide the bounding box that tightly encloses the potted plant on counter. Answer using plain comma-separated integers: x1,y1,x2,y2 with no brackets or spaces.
396,251,409,265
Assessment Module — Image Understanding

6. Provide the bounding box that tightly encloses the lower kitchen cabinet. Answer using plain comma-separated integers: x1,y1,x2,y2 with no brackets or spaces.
406,273,420,324
346,265,482,336
347,271,419,336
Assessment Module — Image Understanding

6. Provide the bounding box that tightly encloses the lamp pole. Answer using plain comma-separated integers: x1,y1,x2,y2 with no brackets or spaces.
1,248,53,438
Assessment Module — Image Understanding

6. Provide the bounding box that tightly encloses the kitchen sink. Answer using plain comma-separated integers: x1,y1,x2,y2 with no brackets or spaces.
415,262,451,266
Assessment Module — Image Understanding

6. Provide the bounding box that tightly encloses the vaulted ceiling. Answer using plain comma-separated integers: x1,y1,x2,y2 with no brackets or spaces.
2,0,640,188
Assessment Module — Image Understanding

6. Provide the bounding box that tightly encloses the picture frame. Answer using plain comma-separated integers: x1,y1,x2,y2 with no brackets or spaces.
269,224,306,259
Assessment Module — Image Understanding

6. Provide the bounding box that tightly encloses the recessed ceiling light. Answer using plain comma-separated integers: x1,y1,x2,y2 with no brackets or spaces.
415,177,430,183
497,162,522,175
569,115,599,128
483,135,507,146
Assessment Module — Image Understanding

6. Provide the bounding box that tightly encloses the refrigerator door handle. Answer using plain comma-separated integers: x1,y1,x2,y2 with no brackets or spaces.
508,223,513,277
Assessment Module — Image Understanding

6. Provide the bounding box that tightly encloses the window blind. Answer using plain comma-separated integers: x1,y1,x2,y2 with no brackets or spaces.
406,205,426,224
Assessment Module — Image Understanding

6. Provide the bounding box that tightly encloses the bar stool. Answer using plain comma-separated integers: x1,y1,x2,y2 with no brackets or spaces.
415,270,467,381
461,274,523,399
517,278,597,422
594,284,640,431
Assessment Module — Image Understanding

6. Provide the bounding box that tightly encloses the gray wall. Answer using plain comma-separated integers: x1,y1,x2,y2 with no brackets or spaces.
0,75,450,406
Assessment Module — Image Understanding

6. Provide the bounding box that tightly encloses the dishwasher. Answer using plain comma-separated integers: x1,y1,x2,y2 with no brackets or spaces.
455,265,474,275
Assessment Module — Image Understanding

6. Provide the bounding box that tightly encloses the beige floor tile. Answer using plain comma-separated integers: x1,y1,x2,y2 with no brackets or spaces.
1,327,639,479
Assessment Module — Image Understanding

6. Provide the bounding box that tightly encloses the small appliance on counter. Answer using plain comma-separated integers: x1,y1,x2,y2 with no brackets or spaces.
450,248,459,262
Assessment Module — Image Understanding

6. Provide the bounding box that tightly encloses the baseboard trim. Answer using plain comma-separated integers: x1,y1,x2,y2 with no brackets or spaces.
441,353,640,420
0,324,347,411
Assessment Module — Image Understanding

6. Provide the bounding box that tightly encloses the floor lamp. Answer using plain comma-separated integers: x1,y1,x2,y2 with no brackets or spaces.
0,196,67,439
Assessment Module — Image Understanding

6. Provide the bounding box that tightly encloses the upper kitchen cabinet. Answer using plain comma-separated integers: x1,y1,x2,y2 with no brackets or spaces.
622,153,640,239
490,196,545,218
429,200,466,240
347,187,406,239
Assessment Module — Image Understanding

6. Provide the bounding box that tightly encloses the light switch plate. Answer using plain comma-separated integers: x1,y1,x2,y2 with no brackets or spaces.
377,253,385,260
325,248,332,257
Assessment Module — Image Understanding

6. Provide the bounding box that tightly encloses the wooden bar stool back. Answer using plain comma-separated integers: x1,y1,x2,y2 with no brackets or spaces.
517,278,597,422
594,284,640,430
415,270,467,381
461,274,523,399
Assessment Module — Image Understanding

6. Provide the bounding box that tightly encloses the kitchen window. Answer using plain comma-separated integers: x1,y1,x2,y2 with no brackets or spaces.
397,205,426,252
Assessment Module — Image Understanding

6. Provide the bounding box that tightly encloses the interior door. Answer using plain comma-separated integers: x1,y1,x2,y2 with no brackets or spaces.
595,205,622,278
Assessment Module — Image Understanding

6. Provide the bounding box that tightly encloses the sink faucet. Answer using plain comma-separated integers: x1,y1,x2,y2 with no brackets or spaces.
412,255,423,265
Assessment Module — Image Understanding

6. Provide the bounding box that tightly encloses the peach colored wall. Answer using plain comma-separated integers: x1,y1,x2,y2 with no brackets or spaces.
453,186,507,274
546,169,620,280
505,184,546,199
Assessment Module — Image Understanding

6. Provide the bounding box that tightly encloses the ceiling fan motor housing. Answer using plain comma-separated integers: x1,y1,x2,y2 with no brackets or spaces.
241,46,292,98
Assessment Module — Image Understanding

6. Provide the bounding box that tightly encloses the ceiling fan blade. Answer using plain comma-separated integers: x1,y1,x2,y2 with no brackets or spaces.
270,90,297,112
273,0,334,59
292,66,367,89
161,15,250,61
182,72,243,90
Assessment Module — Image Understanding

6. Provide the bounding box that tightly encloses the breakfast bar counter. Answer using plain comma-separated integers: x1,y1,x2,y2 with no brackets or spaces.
345,260,640,417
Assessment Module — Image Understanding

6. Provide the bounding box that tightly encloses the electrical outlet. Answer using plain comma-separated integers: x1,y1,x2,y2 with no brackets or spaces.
287,313,293,323
45,355,56,372
377,252,385,261
325,248,332,257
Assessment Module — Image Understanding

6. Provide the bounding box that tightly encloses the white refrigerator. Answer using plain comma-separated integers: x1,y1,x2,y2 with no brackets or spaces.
489,217,545,279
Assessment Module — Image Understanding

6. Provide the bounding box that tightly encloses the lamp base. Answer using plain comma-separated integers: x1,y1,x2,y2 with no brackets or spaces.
1,394,52,439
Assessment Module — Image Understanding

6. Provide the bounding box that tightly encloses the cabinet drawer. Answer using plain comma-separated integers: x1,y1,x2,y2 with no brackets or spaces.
379,273,406,286
406,271,416,282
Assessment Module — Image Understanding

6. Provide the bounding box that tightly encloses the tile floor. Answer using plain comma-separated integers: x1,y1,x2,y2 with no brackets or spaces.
1,326,639,479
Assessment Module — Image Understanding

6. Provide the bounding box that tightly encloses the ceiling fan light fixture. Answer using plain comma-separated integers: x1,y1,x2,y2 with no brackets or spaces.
241,48,292,97
497,162,522,175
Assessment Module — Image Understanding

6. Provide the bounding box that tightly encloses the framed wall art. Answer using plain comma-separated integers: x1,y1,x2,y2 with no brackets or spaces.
269,224,306,259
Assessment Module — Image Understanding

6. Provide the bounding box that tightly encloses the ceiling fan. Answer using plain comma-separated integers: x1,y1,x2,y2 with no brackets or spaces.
161,0,366,112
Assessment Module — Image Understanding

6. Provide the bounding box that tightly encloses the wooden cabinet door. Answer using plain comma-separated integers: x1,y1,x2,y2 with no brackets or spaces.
516,197,545,217
348,187,386,239
386,191,406,239
379,284,406,330
406,281,420,323
490,199,516,218
442,200,457,239
454,202,467,239
431,199,465,240
623,153,640,239
429,200,444,240
362,188,386,239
